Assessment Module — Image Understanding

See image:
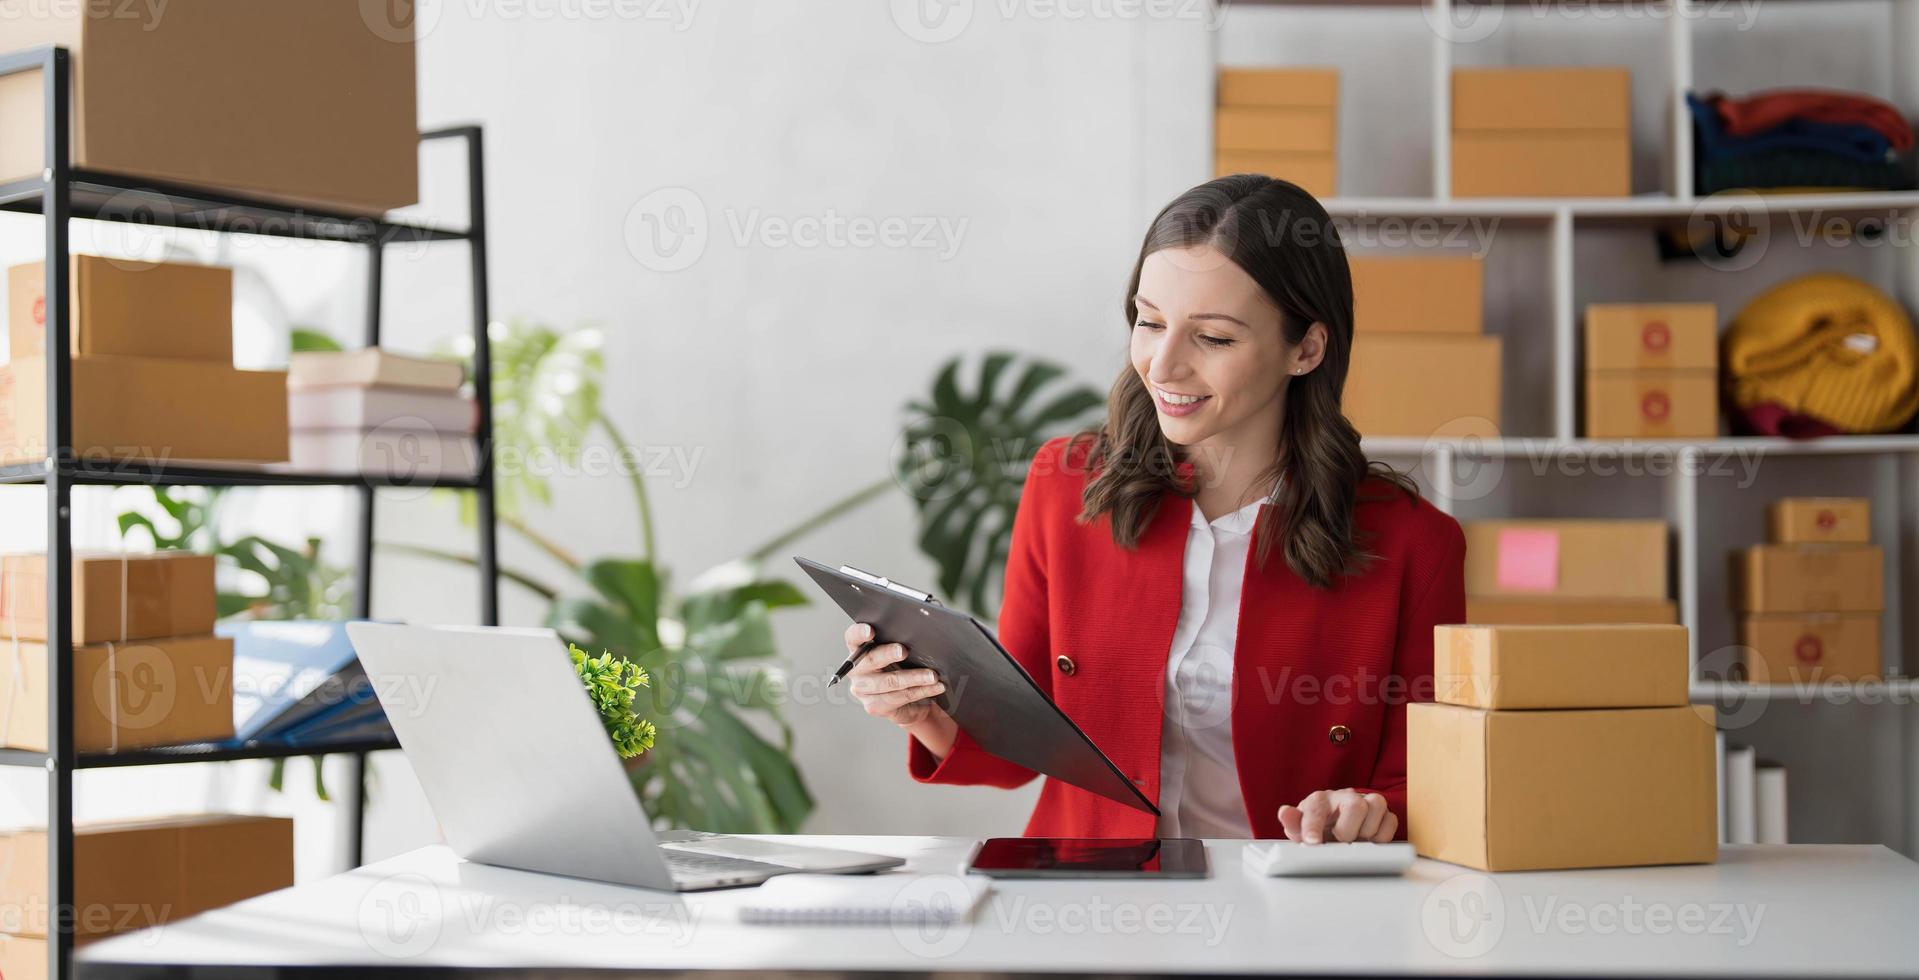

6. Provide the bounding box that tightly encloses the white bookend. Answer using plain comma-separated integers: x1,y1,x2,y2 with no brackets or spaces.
1755,765,1789,845
1725,745,1758,845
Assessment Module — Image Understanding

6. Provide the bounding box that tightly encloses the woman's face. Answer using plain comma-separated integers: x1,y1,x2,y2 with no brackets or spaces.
1130,244,1323,450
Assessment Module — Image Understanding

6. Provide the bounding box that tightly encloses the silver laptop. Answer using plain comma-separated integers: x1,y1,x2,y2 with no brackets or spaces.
346,623,904,890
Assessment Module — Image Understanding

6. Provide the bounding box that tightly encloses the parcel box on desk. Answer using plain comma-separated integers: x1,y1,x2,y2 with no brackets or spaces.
1349,255,1483,334
0,2,417,214
1464,519,1668,599
0,552,215,644
0,813,291,939
1408,702,1717,872
1436,624,1688,709
1466,596,1677,625
0,635,233,753
1733,545,1883,613
1343,334,1501,438
1738,612,1881,684
1585,304,1717,371
1451,67,1632,198
0,356,287,466
8,257,232,363
1584,371,1717,439
1768,497,1871,545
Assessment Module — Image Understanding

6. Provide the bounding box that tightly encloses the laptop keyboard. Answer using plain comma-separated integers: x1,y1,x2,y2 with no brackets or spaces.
662,847,787,880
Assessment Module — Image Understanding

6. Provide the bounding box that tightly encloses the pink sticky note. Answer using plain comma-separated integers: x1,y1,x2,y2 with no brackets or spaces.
1495,529,1560,592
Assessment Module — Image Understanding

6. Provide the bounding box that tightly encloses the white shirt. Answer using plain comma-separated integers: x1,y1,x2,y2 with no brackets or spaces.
1155,494,1264,839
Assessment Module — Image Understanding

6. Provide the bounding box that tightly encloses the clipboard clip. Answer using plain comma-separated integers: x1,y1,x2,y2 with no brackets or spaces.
838,564,941,606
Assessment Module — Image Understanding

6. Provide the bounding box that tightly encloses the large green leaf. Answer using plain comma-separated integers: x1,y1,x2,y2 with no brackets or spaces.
446,319,605,526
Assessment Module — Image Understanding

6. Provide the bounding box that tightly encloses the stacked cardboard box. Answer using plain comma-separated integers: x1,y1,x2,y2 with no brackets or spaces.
287,348,477,479
1452,67,1632,198
1733,498,1882,684
1584,303,1719,438
1343,254,1502,438
0,256,288,466
0,813,292,975
1214,68,1338,198
1464,519,1677,624
0,552,233,752
1411,623,1717,871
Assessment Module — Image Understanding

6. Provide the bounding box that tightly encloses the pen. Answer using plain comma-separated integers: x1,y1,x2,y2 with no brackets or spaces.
828,637,882,687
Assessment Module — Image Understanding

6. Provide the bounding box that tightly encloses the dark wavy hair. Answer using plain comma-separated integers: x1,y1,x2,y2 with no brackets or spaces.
1074,174,1414,589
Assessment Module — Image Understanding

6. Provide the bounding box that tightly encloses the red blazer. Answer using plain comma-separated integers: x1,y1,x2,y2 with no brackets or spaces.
908,434,1465,839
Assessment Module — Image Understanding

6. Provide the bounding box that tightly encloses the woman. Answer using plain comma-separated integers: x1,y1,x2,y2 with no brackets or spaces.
842,175,1465,843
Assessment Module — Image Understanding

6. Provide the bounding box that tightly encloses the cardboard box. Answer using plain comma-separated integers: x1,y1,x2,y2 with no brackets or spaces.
1583,370,1718,439
0,635,234,753
1732,545,1884,613
1436,624,1688,709
1452,67,1632,198
1344,334,1501,438
1768,497,1871,545
1584,303,1717,371
1212,151,1337,198
0,2,416,214
1408,702,1717,871
1738,613,1881,684
0,814,292,939
1464,519,1668,599
1349,255,1483,334
8,258,232,363
1466,596,1677,625
0,552,215,645
1215,106,1336,154
0,356,288,466
1217,68,1338,108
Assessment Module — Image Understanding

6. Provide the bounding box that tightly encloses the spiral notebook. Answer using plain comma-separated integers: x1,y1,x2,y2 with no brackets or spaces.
737,874,991,926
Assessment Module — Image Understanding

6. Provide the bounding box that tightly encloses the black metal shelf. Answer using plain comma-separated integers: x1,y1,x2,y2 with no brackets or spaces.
0,459,483,489
0,738,404,770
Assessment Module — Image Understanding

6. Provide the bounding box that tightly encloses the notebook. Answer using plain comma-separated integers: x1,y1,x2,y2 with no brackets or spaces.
737,874,991,926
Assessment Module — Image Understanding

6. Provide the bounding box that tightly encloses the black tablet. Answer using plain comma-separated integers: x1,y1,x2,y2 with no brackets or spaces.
968,837,1209,878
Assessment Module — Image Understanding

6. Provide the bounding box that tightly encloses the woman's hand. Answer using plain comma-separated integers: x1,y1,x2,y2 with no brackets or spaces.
1278,789,1397,844
842,624,958,761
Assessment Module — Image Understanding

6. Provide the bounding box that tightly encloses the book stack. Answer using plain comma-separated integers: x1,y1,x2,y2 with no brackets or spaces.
1718,738,1790,845
221,619,389,747
286,348,477,481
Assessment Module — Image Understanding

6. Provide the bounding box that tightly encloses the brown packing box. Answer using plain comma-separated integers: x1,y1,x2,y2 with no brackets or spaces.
1584,303,1717,371
0,2,416,214
0,635,234,753
8,257,232,363
1216,106,1336,154
1732,545,1883,613
1217,68,1338,108
1583,370,1718,439
1408,702,1717,871
1466,596,1677,625
1451,67,1632,198
1213,151,1337,198
0,356,288,465
1344,334,1501,438
1768,497,1871,545
0,814,292,939
1436,624,1689,709
1739,613,1881,684
1350,255,1484,334
0,552,215,644
1464,519,1668,599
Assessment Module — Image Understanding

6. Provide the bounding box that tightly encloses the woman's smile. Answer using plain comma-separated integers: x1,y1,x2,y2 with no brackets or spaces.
1152,385,1212,417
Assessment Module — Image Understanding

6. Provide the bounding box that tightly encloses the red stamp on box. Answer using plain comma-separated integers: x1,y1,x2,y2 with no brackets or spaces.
1794,635,1823,664
1640,320,1671,352
31,295,43,326
1640,390,1671,421
1816,509,1837,532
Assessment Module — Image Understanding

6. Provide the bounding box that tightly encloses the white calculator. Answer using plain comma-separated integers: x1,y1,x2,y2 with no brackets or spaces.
1241,841,1417,877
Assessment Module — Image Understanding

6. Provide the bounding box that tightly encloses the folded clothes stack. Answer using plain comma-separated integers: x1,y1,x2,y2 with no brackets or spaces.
1688,89,1915,194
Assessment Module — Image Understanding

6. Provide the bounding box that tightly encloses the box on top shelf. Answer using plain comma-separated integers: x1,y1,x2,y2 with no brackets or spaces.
1213,153,1337,198
1214,67,1337,198
1768,497,1870,545
8,257,232,363
1464,520,1668,600
1738,612,1881,685
0,634,234,753
1217,68,1339,108
1466,596,1677,626
1584,371,1718,439
287,349,465,392
1451,67,1631,198
1343,334,1501,439
1732,544,1883,614
0,356,288,466
1409,701,1717,872
0,551,214,645
1436,624,1689,710
0,1,418,214
1350,255,1483,334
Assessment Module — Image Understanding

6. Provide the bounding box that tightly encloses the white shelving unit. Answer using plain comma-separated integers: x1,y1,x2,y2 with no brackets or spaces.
1212,0,1919,854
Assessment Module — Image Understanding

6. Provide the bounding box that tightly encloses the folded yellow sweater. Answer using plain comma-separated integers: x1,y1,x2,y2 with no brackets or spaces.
1724,272,1919,435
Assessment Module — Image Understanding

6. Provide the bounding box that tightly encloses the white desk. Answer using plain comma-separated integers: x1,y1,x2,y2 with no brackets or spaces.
79,836,1919,976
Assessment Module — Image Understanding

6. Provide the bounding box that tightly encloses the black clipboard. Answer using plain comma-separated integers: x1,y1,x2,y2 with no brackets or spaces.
795,557,1157,815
